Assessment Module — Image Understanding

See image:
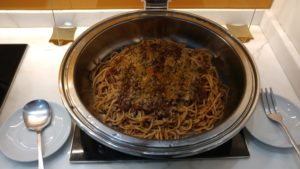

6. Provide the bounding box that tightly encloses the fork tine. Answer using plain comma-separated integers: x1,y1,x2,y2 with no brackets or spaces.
265,88,275,113
270,88,279,113
261,88,270,113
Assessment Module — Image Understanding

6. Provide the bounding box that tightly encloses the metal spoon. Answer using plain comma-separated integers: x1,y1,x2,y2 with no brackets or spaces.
23,99,52,169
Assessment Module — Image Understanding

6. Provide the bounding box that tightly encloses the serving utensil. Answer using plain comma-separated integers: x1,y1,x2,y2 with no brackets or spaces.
23,99,52,169
261,88,300,158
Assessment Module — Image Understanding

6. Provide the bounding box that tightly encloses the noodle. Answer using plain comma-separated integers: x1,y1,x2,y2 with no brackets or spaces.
90,39,228,140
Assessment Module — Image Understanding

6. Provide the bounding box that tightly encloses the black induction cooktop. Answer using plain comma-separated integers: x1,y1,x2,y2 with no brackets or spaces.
0,44,27,109
70,126,250,163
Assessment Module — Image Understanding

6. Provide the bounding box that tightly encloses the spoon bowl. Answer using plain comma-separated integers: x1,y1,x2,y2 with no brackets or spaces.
23,99,52,169
23,100,52,131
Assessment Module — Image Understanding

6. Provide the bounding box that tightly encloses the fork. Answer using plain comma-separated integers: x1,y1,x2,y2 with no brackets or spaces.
261,88,300,158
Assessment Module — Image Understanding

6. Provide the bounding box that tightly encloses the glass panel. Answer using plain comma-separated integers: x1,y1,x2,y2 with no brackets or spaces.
47,0,260,42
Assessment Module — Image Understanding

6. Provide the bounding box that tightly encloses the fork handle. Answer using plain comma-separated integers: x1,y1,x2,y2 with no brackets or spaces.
280,122,300,158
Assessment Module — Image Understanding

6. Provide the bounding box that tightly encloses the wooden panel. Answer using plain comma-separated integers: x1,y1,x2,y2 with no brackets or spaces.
0,0,51,9
170,0,273,9
0,0,273,10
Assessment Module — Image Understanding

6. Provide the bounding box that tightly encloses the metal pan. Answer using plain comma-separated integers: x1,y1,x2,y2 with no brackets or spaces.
59,0,260,158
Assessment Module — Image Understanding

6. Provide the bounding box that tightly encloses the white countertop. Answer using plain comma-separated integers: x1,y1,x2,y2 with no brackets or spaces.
1,25,300,169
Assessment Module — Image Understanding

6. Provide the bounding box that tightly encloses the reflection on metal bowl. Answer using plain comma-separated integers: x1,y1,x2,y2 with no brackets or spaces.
59,9,259,158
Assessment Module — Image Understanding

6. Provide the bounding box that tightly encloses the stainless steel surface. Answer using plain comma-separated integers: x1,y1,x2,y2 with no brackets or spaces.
261,88,300,158
23,99,52,169
144,0,169,10
59,9,260,158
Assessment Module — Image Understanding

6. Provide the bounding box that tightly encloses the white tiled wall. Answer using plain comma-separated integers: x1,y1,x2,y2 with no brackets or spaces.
52,10,133,27
271,0,300,56
0,10,54,27
178,9,264,25
0,9,264,28
260,2,300,99
0,13,17,27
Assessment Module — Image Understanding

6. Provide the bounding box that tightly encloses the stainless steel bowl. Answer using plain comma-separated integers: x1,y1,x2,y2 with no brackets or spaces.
59,9,260,158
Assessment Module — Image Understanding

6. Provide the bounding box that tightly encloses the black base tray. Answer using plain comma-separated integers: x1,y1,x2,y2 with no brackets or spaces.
70,126,249,163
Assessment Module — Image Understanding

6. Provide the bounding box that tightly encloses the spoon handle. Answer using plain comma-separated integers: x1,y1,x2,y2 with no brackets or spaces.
37,131,44,169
